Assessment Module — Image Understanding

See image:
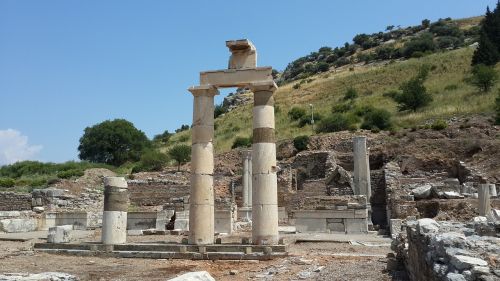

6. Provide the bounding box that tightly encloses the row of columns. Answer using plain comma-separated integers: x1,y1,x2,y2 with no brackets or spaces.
187,82,279,245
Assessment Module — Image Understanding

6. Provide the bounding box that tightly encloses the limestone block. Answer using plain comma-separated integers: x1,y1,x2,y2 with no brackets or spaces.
189,174,214,204
354,209,368,218
252,105,275,129
191,143,214,174
450,255,488,270
226,39,257,69
126,212,157,230
344,218,368,234
478,184,491,216
214,210,233,234
156,210,174,231
199,67,272,88
174,219,189,231
296,218,327,233
443,191,463,199
252,143,277,174
168,271,215,281
0,272,78,281
33,207,44,213
102,211,127,244
489,184,497,197
47,225,72,243
0,211,21,218
416,218,439,234
252,173,278,205
411,184,432,199
0,218,38,233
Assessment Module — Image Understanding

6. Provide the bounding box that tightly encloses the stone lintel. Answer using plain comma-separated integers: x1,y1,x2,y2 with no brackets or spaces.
226,39,256,52
188,85,219,97
199,67,272,88
249,80,278,93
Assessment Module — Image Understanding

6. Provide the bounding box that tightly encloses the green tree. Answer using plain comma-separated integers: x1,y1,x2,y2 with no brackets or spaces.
78,119,150,166
231,136,252,149
467,64,498,92
168,145,191,172
472,4,500,65
392,66,433,111
421,19,431,29
293,135,310,151
288,107,307,121
132,149,169,173
495,90,500,124
153,130,172,144
361,108,392,130
343,87,358,101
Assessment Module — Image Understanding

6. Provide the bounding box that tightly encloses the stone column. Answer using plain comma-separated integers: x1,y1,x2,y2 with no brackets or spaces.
478,184,491,216
353,136,371,200
489,184,497,198
242,150,251,207
188,85,219,245
250,81,279,245
102,177,128,245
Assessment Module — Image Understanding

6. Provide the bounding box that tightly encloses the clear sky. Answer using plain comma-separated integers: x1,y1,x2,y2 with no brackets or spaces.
0,0,496,165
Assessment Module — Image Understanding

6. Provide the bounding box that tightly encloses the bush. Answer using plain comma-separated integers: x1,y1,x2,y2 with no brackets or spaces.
316,62,330,73
402,33,435,58
495,90,500,124
175,124,190,133
467,64,498,92
392,66,433,111
288,107,307,121
214,104,228,118
132,150,169,173
57,169,84,179
315,113,357,133
431,119,448,130
361,108,392,130
153,130,172,145
343,87,358,101
231,136,252,149
0,177,15,188
293,135,310,151
298,113,322,127
168,145,191,171
332,102,353,114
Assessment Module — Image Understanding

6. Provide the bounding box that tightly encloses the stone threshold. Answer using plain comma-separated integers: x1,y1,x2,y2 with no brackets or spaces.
33,242,288,260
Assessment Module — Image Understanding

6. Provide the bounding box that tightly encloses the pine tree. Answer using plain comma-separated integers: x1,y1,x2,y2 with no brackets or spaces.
472,4,500,65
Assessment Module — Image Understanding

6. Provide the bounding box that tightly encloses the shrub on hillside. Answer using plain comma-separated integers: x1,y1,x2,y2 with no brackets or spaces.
298,113,322,127
392,66,433,111
361,108,392,130
153,130,172,145
315,113,358,133
495,90,500,124
402,33,436,58
293,135,310,152
332,102,353,114
343,87,358,101
466,64,498,92
175,124,190,133
214,104,228,118
231,136,252,149
288,107,307,121
0,177,15,188
57,169,85,179
132,150,169,173
431,119,448,130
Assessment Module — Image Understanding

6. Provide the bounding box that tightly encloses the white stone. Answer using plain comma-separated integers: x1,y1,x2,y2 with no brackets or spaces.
174,218,189,231
0,211,21,218
0,218,37,233
0,272,78,281
445,273,466,281
102,211,127,244
417,218,439,234
47,225,72,243
411,184,432,199
33,207,44,213
168,271,215,281
443,191,463,199
450,255,488,271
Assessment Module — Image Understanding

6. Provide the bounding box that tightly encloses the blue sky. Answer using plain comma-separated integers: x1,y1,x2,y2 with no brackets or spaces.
0,0,496,164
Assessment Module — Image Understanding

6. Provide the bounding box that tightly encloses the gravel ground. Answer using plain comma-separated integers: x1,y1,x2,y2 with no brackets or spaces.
0,233,399,281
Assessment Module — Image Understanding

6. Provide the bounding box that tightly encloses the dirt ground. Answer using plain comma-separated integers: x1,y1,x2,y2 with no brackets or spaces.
0,233,397,281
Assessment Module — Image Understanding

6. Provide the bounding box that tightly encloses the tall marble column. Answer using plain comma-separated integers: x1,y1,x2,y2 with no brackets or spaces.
478,184,491,217
353,136,371,200
102,177,128,245
250,81,279,245
242,150,251,207
188,85,219,245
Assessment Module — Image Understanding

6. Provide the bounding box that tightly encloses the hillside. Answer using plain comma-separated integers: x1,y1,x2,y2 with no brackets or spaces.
165,47,499,154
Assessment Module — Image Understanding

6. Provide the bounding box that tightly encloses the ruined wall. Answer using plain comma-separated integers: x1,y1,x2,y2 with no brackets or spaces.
128,180,190,207
0,192,31,211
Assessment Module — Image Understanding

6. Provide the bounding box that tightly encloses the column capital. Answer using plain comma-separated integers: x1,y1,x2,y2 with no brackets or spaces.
241,149,252,159
188,85,220,97
249,80,277,93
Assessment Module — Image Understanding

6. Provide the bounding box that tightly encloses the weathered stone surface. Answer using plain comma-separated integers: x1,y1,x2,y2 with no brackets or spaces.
168,271,215,281
450,255,488,270
411,184,432,199
445,272,467,281
47,225,72,243
0,218,37,233
416,218,440,234
0,272,78,281
443,191,463,199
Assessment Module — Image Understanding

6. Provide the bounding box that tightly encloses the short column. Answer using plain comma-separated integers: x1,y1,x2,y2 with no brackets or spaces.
478,184,491,216
489,184,497,198
102,177,128,245
250,81,279,245
188,85,219,245
353,136,371,200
